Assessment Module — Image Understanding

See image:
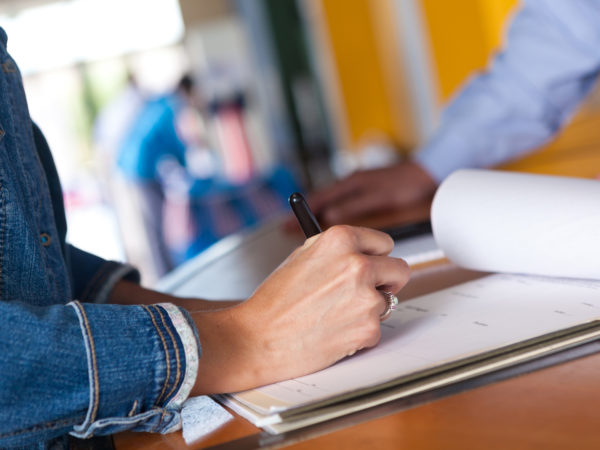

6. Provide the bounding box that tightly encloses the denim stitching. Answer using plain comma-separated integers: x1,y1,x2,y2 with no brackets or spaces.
2,60,16,73
142,305,171,405
78,303,100,422
152,305,181,403
71,408,165,435
6,69,36,215
69,301,100,429
152,408,167,433
127,400,138,417
0,184,5,299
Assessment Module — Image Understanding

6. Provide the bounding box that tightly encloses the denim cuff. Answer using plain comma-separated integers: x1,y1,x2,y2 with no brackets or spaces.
83,262,140,304
68,245,141,304
157,304,199,414
67,301,201,438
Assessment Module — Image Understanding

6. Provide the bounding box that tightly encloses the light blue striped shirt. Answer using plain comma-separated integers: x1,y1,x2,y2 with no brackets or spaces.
415,0,600,182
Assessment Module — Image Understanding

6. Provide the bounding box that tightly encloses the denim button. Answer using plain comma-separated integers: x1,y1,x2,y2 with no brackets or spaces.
2,60,16,73
40,232,51,247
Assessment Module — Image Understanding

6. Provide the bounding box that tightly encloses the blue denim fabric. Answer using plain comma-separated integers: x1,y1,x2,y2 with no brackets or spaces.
0,28,198,448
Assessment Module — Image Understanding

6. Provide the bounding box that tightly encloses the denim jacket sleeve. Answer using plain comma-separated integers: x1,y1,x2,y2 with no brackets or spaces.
62,248,202,441
0,28,201,447
32,119,141,304
67,244,140,304
0,300,200,447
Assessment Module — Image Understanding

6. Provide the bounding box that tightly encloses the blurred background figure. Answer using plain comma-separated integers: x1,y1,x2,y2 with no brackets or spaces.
4,0,599,285
94,72,146,170
116,74,197,280
93,71,150,277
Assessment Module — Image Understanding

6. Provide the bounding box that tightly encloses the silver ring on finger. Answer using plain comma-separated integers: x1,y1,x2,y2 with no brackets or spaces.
379,291,398,322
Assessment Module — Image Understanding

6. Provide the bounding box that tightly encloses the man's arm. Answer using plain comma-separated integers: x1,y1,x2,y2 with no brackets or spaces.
417,0,600,181
310,0,600,225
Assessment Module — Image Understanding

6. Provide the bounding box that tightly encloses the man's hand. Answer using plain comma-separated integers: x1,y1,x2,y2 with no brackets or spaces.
191,225,410,394
308,161,438,226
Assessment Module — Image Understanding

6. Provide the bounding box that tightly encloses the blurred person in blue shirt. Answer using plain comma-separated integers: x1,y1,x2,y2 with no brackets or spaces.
116,75,303,277
117,74,196,278
310,0,600,224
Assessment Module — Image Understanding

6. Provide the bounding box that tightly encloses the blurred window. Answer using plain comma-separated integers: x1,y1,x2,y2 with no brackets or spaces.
1,0,184,75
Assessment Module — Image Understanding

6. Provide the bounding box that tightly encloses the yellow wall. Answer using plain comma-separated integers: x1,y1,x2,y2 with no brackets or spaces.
319,0,400,149
421,0,519,101
314,0,519,150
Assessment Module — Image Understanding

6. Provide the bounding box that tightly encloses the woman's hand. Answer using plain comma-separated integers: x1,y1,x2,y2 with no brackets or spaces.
192,225,410,394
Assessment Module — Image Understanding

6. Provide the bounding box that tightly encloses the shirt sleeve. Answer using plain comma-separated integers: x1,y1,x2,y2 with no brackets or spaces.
0,300,200,447
1,247,200,446
62,246,200,438
68,301,200,439
415,0,600,182
67,244,141,304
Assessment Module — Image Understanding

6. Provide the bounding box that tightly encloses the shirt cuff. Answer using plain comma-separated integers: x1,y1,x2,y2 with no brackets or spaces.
158,303,200,412
89,262,141,304
414,130,480,183
67,301,201,438
68,245,141,303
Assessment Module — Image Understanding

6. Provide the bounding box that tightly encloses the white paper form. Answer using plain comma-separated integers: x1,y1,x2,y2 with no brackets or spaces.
432,170,600,279
232,273,600,415
390,233,443,265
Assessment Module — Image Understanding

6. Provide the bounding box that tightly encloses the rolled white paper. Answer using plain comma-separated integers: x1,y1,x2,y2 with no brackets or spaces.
431,169,600,280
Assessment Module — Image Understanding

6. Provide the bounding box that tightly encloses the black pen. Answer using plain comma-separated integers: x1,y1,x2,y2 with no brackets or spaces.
289,192,322,238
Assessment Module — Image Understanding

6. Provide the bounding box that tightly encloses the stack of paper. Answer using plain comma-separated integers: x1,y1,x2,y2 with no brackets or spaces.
219,272,600,433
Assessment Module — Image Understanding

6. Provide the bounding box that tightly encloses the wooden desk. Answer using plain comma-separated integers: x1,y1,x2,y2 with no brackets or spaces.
115,347,600,449
114,263,600,449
